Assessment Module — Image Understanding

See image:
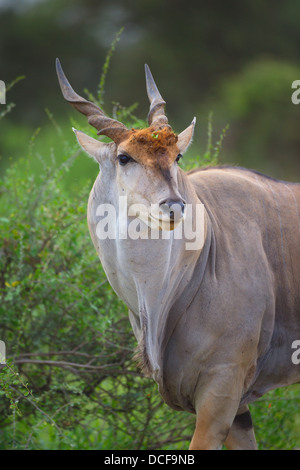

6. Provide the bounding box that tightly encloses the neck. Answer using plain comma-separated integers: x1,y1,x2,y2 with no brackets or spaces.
88,168,212,379
116,169,212,378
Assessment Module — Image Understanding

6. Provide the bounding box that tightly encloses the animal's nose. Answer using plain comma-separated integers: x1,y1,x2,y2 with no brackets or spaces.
159,198,186,220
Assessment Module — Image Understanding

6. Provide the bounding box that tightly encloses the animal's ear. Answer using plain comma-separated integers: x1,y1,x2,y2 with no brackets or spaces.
73,128,108,164
177,117,196,154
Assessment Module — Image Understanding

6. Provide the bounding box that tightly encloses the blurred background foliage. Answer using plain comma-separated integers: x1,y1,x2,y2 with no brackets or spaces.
0,0,299,180
0,0,299,450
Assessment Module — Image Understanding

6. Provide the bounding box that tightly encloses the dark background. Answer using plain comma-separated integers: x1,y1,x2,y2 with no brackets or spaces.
0,0,300,180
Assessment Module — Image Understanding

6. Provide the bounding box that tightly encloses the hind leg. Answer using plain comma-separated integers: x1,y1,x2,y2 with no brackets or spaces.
224,405,257,450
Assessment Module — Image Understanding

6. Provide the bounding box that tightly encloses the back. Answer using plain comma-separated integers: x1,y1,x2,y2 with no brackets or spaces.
188,166,300,392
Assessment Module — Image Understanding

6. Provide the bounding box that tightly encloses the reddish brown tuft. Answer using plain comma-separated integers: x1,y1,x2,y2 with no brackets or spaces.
119,125,179,171
130,126,178,153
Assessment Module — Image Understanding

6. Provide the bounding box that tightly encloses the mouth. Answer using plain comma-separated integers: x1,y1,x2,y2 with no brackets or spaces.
149,214,184,231
126,209,184,232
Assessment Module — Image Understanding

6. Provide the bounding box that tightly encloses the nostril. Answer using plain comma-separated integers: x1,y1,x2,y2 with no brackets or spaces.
159,198,186,220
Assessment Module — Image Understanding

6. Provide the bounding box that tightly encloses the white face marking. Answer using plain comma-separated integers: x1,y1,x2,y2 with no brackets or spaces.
115,146,185,231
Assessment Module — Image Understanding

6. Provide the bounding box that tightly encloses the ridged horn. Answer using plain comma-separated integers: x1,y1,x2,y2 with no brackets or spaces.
145,64,169,129
56,58,130,144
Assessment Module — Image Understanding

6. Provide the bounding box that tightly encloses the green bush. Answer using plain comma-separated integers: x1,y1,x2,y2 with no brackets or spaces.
0,134,198,449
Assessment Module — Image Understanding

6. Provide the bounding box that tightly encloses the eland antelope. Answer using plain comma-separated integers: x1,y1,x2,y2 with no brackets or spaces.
56,59,300,450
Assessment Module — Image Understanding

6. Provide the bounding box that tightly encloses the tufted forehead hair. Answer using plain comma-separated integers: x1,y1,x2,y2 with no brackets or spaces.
119,126,179,173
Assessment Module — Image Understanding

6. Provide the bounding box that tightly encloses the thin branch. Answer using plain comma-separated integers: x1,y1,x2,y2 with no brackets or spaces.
16,350,97,359
13,358,120,370
11,358,141,377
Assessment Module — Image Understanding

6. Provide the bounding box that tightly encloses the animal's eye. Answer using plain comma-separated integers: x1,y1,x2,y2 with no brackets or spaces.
118,154,132,166
176,153,183,163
